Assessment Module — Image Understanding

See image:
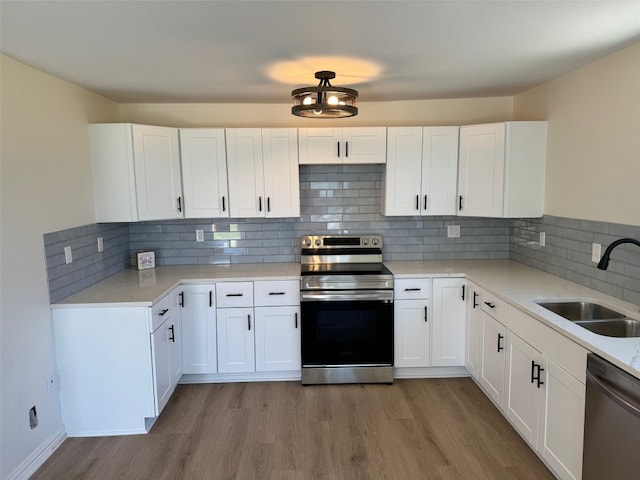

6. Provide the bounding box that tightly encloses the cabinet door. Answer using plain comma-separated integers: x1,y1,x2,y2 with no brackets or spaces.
541,360,585,480
457,123,505,217
262,128,300,218
505,332,543,449
217,307,255,373
254,305,301,372
226,128,265,217
479,310,507,408
383,127,424,216
342,127,387,164
394,299,430,368
179,128,229,218
181,284,217,374
151,319,173,415
298,128,342,164
422,126,459,215
431,278,466,367
465,284,481,378
168,289,183,385
132,125,183,220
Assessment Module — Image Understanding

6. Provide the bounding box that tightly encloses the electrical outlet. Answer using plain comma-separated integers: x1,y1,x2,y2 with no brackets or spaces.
46,372,56,392
97,237,104,252
592,243,602,263
539,232,546,247
447,225,460,238
29,406,38,429
64,246,72,264
196,229,204,242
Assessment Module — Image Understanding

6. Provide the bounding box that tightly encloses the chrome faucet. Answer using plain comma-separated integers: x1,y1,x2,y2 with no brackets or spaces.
597,238,640,270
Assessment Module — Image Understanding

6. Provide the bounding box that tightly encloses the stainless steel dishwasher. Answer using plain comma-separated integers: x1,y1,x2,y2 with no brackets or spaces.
583,353,640,480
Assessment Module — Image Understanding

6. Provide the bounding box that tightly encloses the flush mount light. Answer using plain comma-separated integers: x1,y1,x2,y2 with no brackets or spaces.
291,71,358,118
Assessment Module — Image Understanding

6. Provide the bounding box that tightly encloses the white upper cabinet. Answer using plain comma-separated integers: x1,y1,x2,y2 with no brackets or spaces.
384,126,459,216
226,128,300,218
90,124,184,222
457,121,547,218
179,128,229,218
298,127,386,164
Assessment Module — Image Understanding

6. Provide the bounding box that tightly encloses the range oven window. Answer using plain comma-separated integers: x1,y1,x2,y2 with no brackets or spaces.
301,300,393,366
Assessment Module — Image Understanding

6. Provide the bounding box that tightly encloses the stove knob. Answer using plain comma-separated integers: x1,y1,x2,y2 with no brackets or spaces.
304,237,312,247
314,238,322,247
362,237,370,245
371,237,380,246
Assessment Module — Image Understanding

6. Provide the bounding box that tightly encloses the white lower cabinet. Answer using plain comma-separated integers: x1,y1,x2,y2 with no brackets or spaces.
180,284,217,374
478,309,507,408
465,282,482,378
431,277,466,366
394,278,431,368
217,306,255,373
254,306,300,372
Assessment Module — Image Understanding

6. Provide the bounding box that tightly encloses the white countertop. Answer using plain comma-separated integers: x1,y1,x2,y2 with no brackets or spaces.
53,259,640,378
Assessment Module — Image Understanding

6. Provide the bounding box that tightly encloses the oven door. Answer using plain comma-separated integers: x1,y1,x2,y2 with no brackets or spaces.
301,292,393,367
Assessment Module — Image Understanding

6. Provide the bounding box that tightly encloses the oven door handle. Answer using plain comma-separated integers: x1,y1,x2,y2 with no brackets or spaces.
301,290,394,302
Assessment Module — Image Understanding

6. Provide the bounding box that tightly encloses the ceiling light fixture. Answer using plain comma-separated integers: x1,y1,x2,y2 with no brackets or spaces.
291,71,358,118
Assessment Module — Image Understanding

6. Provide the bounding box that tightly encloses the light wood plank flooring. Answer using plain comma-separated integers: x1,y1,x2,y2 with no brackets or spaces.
33,379,554,479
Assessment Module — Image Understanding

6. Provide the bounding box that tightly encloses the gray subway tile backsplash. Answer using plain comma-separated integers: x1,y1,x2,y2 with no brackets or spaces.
43,166,640,305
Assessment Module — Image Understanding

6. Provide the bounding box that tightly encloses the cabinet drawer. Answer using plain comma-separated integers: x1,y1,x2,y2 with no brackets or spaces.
151,294,171,332
394,278,431,300
480,291,507,326
216,282,254,308
254,280,299,306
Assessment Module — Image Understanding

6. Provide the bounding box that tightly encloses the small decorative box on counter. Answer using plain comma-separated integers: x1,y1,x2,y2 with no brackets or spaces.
136,251,155,270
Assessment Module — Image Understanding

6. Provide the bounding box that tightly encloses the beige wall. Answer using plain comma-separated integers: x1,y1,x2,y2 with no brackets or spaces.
514,42,640,226
119,96,514,128
0,54,119,478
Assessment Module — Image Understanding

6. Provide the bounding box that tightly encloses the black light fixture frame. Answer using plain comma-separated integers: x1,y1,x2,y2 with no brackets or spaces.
291,71,358,118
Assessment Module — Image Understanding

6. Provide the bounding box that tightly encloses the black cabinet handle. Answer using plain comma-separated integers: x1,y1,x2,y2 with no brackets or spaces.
423,195,428,210
258,196,262,212
209,291,213,307
473,291,479,308
530,360,536,384
222,196,226,212
267,197,271,213
179,292,184,307
177,196,182,213
424,306,428,322
158,308,169,316
461,285,466,301
458,195,463,211
169,325,175,342
345,141,349,158
535,365,545,388
247,314,251,331
497,333,504,352
404,288,421,292
268,292,285,296
484,301,496,309
226,293,243,297
295,312,298,329
416,195,419,210
337,142,340,158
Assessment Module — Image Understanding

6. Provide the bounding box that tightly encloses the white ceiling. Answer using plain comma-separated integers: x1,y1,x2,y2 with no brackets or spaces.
1,1,640,104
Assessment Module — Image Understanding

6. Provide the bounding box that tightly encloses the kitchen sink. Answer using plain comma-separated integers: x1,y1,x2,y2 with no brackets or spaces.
536,300,640,338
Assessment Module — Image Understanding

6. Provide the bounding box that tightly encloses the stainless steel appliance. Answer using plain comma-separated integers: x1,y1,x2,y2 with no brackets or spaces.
300,234,394,385
582,353,640,480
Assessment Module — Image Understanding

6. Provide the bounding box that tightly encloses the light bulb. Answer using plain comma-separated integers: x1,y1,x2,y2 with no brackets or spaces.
313,109,323,115
303,96,313,105
327,95,339,105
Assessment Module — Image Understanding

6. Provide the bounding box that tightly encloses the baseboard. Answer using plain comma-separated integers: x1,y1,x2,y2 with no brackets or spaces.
394,366,470,379
6,427,66,480
179,371,302,384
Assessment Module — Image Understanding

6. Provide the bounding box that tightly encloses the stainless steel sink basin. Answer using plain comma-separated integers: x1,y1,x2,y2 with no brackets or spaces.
536,300,640,338
536,301,626,321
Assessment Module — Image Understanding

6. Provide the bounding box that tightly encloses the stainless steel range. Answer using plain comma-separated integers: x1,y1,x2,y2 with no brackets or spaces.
300,234,394,385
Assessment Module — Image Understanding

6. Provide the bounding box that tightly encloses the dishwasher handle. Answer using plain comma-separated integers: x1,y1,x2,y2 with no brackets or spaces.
586,368,640,419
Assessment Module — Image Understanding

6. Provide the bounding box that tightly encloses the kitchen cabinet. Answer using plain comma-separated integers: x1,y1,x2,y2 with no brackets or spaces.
478,291,508,408
431,277,466,366
89,123,183,222
51,289,183,436
216,282,255,373
254,280,301,372
168,288,184,387
465,282,481,379
226,128,300,218
394,278,431,368
383,126,459,216
298,127,386,164
507,306,587,480
179,128,229,218
180,283,217,374
457,121,546,218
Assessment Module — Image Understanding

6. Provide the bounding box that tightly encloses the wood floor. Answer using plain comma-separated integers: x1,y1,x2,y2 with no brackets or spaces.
33,379,554,480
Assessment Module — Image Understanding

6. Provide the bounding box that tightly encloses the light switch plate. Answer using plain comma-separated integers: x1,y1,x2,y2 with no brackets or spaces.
64,246,72,264
97,237,104,252
592,243,602,263
539,232,546,247
447,225,460,238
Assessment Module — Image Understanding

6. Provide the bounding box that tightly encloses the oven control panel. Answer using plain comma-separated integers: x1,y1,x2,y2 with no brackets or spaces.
301,235,382,249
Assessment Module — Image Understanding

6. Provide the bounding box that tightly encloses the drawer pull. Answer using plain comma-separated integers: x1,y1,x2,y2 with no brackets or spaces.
179,292,184,307
169,325,175,342
268,292,285,296
424,306,428,322
158,308,169,316
484,301,496,309
461,285,466,301
295,312,298,329
248,314,251,331
209,291,213,307
226,293,244,297
473,292,479,308
497,333,504,352
404,288,421,292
